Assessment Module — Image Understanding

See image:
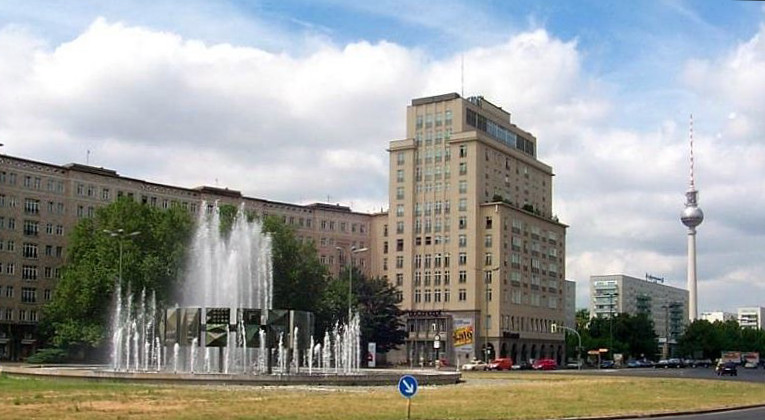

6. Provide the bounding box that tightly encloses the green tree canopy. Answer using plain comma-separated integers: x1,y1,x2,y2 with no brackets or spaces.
42,198,194,357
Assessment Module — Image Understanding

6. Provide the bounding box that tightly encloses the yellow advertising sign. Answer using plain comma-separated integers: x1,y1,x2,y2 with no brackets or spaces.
453,325,474,347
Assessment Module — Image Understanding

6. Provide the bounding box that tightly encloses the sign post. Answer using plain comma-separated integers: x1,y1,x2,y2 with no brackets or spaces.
397,374,418,420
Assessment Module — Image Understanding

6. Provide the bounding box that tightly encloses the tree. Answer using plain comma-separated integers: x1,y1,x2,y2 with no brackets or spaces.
261,215,329,316
41,198,194,359
320,268,406,355
354,271,407,354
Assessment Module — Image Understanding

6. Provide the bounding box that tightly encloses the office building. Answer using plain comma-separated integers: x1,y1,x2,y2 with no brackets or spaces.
590,274,689,353
737,307,765,330
376,93,568,366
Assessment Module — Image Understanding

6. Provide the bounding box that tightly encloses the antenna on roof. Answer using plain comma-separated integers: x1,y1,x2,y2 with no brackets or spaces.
461,53,465,97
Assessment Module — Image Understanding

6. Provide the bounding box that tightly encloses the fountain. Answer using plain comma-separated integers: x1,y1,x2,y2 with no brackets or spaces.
109,201,362,376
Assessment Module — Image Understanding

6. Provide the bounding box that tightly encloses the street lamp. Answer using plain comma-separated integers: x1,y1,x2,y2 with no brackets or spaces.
336,246,368,321
103,229,141,286
551,323,582,370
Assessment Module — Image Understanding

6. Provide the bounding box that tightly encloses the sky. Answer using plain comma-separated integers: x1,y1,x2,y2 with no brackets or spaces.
1,0,764,312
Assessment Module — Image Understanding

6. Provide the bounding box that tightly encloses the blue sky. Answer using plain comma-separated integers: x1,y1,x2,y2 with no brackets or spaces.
1,0,765,312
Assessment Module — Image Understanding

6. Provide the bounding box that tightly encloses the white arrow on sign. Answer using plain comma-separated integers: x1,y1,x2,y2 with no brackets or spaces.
402,379,414,394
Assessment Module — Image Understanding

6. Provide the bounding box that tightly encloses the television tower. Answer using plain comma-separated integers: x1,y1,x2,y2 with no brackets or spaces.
680,115,703,321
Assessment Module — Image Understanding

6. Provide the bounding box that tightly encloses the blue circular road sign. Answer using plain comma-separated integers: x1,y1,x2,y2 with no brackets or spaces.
397,374,418,399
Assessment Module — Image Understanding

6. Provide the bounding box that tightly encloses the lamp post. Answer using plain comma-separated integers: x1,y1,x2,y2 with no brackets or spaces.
336,246,368,321
551,323,581,370
103,229,141,286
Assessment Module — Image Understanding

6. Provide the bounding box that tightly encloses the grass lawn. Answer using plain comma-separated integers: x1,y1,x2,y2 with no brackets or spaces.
1,370,764,419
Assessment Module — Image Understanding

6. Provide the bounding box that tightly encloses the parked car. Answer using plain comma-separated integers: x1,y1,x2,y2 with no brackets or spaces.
461,359,488,371
655,358,682,369
511,361,532,370
716,361,737,376
532,358,557,370
565,361,583,369
487,358,513,371
600,360,616,369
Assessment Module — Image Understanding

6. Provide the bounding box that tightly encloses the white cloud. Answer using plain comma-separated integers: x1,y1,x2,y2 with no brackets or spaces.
1,15,765,313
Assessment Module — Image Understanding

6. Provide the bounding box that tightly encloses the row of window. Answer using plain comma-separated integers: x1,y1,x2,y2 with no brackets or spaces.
0,262,60,279
414,110,453,129
0,308,40,322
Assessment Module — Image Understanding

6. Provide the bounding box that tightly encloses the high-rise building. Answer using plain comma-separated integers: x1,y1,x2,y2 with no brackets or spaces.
737,307,765,330
589,274,689,356
374,93,568,366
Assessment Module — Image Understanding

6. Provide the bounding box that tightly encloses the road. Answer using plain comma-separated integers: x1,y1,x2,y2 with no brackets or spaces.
621,406,765,420
556,365,765,383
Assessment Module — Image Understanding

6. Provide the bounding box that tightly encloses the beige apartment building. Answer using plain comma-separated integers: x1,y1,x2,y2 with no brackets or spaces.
372,93,568,366
0,156,371,360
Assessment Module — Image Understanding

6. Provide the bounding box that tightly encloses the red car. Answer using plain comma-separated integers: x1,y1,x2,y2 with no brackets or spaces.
532,358,557,370
487,358,513,371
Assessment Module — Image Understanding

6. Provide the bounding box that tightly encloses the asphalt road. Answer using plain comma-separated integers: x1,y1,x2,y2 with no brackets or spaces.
621,406,765,420
556,365,765,383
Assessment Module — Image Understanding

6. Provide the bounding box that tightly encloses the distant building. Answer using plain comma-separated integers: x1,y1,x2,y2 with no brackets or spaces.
589,274,689,347
737,307,765,330
700,311,736,323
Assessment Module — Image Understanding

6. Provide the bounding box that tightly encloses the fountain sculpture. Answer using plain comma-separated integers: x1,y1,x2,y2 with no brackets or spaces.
110,201,361,375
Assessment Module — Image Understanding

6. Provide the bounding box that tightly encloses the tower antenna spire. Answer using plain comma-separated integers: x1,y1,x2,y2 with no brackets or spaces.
689,114,695,190
681,113,703,321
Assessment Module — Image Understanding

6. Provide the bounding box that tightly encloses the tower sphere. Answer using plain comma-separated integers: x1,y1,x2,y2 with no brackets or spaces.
681,206,704,228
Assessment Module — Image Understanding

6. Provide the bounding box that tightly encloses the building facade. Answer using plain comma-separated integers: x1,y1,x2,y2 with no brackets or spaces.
375,93,568,367
700,311,736,323
0,156,372,360
589,274,689,354
737,307,765,330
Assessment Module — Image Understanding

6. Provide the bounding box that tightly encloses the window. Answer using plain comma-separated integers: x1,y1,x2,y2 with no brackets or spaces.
458,288,467,301
397,169,404,182
458,234,467,247
458,270,467,283
24,199,40,215
459,216,467,229
459,145,467,158
396,186,404,200
424,289,431,303
396,239,404,252
458,198,467,211
485,235,492,247
459,180,467,194
22,265,37,281
485,216,493,229
23,220,39,236
485,253,493,266
459,162,467,175
21,287,37,303
414,289,421,303
397,152,405,165
396,204,404,217
458,252,467,266
396,256,404,269
396,273,403,286
22,243,38,259
396,221,404,234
